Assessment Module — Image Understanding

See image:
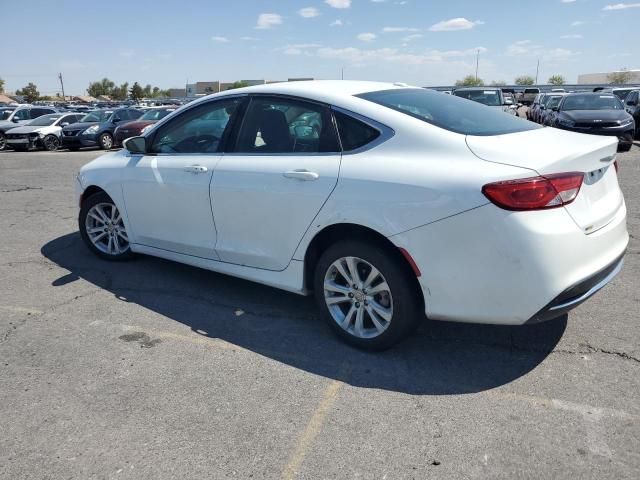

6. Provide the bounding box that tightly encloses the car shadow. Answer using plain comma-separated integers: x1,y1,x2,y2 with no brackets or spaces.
42,233,566,395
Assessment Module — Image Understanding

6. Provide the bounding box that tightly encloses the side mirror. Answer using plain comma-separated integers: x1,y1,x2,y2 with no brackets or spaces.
12,117,20,123
123,136,146,154
113,117,121,123
60,122,69,127
552,107,559,112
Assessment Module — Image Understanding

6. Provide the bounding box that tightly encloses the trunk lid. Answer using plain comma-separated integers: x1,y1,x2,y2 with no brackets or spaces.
467,127,623,234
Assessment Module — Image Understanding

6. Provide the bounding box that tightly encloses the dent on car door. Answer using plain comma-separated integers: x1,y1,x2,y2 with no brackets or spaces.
121,97,246,258
211,95,342,271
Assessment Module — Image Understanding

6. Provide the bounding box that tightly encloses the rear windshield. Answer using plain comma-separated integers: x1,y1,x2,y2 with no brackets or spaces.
358,88,540,136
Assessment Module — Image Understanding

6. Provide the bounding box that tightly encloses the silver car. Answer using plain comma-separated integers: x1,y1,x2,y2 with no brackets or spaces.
453,87,517,115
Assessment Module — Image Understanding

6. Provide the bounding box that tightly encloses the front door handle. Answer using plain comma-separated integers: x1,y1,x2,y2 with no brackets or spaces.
183,165,208,174
283,169,319,181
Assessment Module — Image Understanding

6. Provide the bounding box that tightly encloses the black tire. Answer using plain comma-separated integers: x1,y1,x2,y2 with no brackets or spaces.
618,143,632,153
43,134,60,151
99,132,113,150
313,240,422,350
79,191,134,261
0,132,6,151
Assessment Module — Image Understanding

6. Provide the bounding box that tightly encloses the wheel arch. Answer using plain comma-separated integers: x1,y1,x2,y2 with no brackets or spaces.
80,185,108,206
303,222,424,307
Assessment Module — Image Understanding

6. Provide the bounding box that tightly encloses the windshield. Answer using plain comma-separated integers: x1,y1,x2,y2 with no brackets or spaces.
613,89,633,100
80,110,113,123
27,114,63,126
139,108,175,121
546,96,564,109
561,95,623,111
453,89,502,107
358,88,540,136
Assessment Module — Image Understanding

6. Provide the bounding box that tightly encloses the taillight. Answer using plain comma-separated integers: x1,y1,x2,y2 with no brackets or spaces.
482,172,584,211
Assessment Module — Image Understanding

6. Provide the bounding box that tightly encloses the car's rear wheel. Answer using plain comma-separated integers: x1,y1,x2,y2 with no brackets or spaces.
314,240,421,350
79,192,133,261
43,134,60,151
0,132,6,150
99,133,113,150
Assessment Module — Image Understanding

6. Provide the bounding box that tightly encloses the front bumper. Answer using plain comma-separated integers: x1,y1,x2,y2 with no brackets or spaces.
62,133,98,148
6,134,40,149
556,124,635,147
390,201,628,325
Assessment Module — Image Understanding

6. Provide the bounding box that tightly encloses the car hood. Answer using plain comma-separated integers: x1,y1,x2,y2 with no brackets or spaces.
560,110,631,122
3,125,45,134
0,120,23,131
117,120,155,130
63,121,99,131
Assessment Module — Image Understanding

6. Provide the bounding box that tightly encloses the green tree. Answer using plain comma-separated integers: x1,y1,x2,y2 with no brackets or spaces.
0,77,5,93
111,82,129,101
490,80,506,86
129,82,144,101
455,75,484,87
227,80,250,90
87,77,116,97
15,82,40,102
548,74,566,86
152,86,160,97
515,75,535,86
607,69,633,85
143,84,152,98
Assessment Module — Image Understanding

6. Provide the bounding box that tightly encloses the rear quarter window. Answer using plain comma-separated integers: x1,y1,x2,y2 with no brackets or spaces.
334,111,380,151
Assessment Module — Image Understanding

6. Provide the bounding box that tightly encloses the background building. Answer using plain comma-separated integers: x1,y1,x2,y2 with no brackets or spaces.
578,69,640,84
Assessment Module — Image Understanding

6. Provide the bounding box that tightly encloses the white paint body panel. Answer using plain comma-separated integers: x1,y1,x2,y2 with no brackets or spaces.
76,81,629,326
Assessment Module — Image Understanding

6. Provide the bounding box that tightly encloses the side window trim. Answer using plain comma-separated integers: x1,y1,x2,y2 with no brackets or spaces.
226,94,341,156
147,96,248,156
331,106,395,155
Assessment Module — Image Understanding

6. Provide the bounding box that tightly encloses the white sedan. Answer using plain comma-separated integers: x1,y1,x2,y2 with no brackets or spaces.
75,81,628,349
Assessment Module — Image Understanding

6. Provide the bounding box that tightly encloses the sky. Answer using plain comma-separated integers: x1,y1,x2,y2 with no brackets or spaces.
1,0,639,95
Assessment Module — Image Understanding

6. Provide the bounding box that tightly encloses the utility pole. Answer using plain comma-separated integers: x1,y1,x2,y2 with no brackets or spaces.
58,73,65,100
475,49,480,82
341,66,344,80
535,59,540,84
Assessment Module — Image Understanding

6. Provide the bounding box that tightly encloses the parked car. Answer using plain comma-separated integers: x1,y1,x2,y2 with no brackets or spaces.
527,93,544,121
0,106,58,150
502,92,519,114
0,106,16,120
61,108,143,151
519,87,541,106
547,93,635,151
4,112,85,151
538,93,567,125
113,106,177,147
453,87,516,114
75,81,627,349
593,87,639,101
623,90,640,139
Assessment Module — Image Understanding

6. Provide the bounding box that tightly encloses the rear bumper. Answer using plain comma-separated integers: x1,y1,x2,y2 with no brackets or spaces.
390,201,628,325
526,253,624,324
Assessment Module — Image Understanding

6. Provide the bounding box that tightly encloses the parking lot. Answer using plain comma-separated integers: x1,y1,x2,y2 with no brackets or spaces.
1,144,639,479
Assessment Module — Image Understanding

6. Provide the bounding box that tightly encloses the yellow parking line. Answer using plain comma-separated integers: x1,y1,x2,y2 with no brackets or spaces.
282,369,348,480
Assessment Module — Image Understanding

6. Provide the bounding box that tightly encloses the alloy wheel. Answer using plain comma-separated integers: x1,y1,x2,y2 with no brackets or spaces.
323,256,393,339
0,133,6,150
44,136,59,151
101,134,113,149
85,202,129,255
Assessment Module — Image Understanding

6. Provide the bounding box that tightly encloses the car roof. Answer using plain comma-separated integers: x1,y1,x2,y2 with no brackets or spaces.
454,87,500,91
190,80,409,108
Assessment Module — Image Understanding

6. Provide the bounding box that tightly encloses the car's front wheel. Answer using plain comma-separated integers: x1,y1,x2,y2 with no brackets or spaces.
43,134,60,151
314,240,422,350
0,132,6,150
79,191,133,261
99,133,113,150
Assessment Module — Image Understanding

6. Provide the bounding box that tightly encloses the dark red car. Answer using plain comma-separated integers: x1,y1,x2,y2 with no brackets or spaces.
113,106,178,146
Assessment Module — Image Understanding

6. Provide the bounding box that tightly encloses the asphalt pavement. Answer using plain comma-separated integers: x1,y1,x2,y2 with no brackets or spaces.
1,143,639,479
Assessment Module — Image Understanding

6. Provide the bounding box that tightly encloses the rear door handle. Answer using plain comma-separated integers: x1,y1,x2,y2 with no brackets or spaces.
183,165,208,174
283,169,319,181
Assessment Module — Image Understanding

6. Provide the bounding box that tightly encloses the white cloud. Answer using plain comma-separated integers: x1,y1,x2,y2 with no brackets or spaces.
603,3,640,9
281,43,323,55
330,19,344,26
560,34,582,39
119,49,134,58
429,18,481,32
382,27,420,33
357,32,377,42
561,0,576,3
211,36,229,43
255,13,283,29
240,36,258,41
298,7,320,18
325,0,351,8
570,20,584,26
402,33,423,42
506,40,577,60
